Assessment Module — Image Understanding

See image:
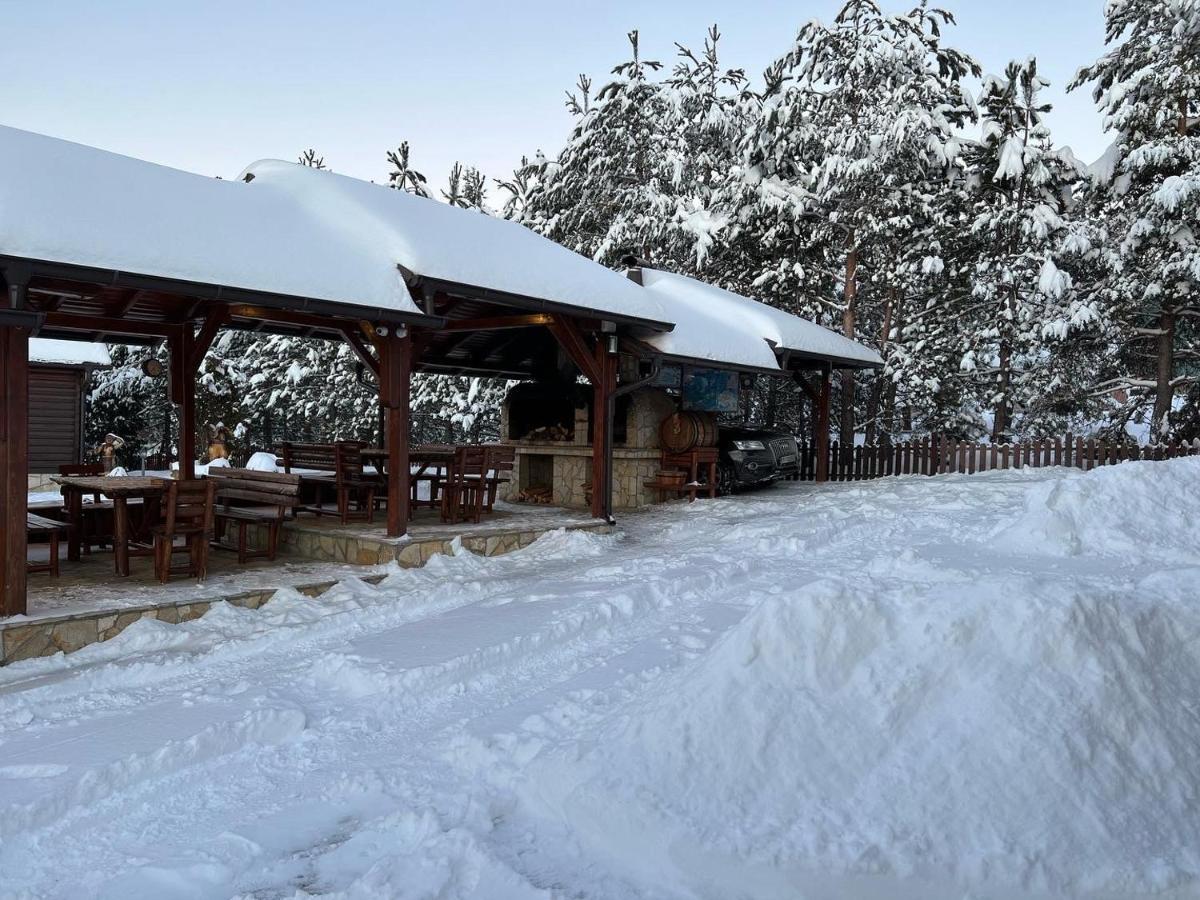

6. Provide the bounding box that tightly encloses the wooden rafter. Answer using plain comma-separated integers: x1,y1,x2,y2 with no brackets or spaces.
43,312,177,338
547,317,601,384
107,288,145,317
339,325,380,377
438,313,553,333
189,306,230,370
793,372,820,404
228,303,352,335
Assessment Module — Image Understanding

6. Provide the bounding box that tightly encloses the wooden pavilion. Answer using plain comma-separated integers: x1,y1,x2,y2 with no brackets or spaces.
0,126,880,619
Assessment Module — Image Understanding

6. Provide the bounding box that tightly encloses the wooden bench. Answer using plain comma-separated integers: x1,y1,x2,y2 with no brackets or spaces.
645,447,720,503
27,513,70,577
207,468,302,563
277,441,380,522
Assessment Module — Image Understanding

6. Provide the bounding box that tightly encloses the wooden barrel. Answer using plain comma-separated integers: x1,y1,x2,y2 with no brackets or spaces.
659,411,718,452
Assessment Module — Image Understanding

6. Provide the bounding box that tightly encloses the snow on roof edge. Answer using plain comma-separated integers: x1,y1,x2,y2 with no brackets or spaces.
635,268,883,370
29,337,111,366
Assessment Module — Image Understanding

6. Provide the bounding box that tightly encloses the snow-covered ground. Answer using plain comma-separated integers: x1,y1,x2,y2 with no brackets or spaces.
3,461,1200,900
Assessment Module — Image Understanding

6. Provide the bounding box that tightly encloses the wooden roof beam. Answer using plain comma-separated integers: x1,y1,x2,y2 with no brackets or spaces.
43,312,176,338
547,317,601,384
438,313,554,333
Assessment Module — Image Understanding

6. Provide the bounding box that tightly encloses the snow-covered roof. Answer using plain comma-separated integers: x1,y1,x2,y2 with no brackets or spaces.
239,160,670,327
0,126,667,327
0,125,428,317
635,269,883,371
29,337,110,367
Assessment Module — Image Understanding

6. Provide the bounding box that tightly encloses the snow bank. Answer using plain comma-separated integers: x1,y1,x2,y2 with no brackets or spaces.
532,572,1200,898
245,451,280,472
991,457,1200,562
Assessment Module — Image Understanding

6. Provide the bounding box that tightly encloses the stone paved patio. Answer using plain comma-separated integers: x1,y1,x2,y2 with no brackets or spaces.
3,502,612,666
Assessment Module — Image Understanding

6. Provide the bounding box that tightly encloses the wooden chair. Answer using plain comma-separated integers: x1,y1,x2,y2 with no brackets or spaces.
483,445,516,512
26,513,70,577
411,445,455,510
438,446,487,524
151,479,216,583
207,468,302,563
276,441,337,515
58,463,111,553
334,442,381,524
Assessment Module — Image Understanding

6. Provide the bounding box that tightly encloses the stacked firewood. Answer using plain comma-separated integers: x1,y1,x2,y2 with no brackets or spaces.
515,486,554,504
522,425,572,442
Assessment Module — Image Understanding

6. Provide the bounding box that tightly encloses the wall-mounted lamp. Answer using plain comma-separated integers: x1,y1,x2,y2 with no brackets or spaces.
606,334,619,355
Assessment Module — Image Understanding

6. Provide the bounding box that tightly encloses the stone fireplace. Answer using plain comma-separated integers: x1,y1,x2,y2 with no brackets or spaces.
500,383,676,510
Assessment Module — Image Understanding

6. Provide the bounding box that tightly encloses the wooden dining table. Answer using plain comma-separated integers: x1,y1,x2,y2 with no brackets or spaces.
362,445,457,511
362,445,455,475
52,475,171,576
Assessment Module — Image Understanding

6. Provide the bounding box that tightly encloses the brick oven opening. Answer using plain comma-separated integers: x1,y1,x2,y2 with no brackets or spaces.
516,453,554,504
507,381,580,442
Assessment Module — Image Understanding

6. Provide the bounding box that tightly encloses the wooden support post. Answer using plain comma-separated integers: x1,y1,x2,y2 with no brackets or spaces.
379,328,412,537
168,326,197,479
1,319,30,617
814,368,832,484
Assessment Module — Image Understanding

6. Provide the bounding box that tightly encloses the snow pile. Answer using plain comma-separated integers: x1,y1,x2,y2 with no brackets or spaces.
531,573,1200,898
991,457,1200,562
245,451,281,472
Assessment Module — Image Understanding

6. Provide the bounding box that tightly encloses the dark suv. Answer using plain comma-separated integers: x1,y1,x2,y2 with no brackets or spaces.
717,426,800,495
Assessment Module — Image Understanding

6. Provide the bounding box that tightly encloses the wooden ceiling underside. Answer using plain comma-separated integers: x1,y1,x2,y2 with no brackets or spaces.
21,273,613,380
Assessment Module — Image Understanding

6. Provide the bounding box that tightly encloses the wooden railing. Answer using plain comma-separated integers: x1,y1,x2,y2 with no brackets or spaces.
795,435,1200,482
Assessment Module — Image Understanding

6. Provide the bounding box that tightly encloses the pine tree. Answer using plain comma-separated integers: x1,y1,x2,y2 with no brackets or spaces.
494,154,541,220
960,59,1090,442
386,141,431,197
732,0,980,444
1070,0,1200,439
519,30,672,265
297,148,326,169
462,166,487,211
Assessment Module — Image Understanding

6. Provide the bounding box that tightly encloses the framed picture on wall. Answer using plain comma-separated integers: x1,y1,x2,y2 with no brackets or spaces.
682,367,740,413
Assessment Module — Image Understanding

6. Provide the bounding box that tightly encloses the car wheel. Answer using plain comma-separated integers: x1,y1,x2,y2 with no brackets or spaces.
717,463,736,496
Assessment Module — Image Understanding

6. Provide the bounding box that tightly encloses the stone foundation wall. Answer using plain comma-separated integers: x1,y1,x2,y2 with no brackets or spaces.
502,446,663,510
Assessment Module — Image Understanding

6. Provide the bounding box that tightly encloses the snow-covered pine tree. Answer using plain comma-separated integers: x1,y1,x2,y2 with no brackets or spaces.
521,27,748,276
732,0,980,445
519,31,674,266
297,148,326,169
959,58,1090,442
462,166,488,212
386,141,431,197
1070,0,1200,440
443,162,467,207
441,162,488,212
494,154,542,221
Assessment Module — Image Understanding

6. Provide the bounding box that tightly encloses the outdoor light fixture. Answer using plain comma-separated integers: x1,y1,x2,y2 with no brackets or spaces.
606,334,619,355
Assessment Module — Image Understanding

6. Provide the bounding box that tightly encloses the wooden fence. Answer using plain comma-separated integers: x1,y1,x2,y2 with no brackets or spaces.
795,435,1200,482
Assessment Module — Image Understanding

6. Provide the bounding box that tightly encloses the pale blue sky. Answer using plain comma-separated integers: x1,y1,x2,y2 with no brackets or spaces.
0,1,1109,195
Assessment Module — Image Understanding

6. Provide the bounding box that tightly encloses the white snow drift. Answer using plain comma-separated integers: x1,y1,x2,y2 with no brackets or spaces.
2,461,1198,899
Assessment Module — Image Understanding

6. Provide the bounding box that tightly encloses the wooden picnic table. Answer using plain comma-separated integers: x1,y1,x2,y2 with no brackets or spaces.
363,445,458,511
362,445,455,470
52,475,171,576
